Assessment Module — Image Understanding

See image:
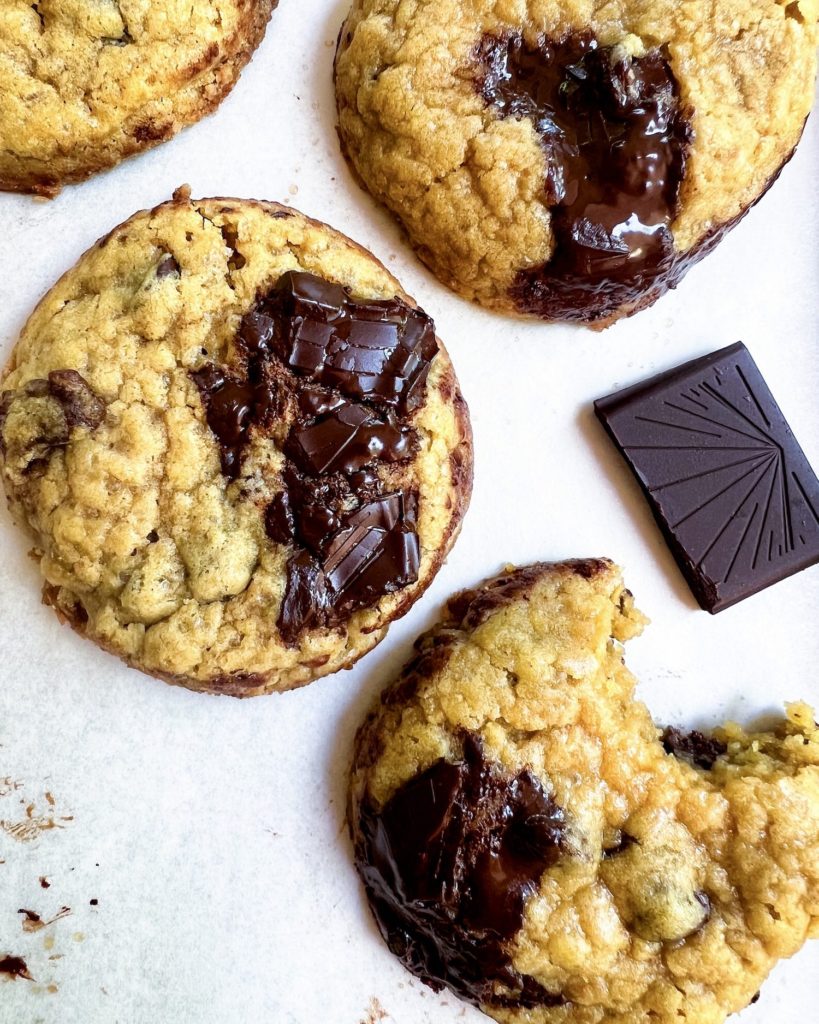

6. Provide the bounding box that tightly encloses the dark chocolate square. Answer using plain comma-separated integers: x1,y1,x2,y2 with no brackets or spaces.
594,342,819,612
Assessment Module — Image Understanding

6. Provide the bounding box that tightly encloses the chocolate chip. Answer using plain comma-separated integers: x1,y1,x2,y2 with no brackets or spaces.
0,956,32,981
603,832,639,858
355,732,566,1009
45,371,105,430
155,254,180,279
662,727,727,770
475,33,691,322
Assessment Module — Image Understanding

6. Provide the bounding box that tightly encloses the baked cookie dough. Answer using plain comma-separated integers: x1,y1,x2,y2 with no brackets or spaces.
0,190,472,696
335,0,818,325
0,0,276,196
350,559,819,1022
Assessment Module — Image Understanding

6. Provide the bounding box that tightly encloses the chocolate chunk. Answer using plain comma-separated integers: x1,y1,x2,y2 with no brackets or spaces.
475,33,691,322
277,493,420,643
0,371,105,467
603,832,639,858
191,365,262,478
595,343,819,611
662,727,727,770
259,271,439,411
287,403,410,476
355,733,566,1010
46,370,106,430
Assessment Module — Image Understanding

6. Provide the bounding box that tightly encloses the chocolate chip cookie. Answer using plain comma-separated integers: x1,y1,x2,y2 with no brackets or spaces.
0,190,472,696
0,1,276,196
335,1,818,325
350,560,819,1021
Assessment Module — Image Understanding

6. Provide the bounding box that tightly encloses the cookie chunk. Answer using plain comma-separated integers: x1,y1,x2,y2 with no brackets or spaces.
0,191,472,696
350,560,819,1021
335,1,818,325
0,1,276,195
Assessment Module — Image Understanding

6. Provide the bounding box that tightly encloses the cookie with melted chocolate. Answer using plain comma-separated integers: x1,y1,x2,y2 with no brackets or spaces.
350,560,819,1022
335,1,817,325
0,193,472,696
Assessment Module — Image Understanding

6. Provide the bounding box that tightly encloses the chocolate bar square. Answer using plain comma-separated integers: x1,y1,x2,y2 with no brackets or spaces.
594,343,819,612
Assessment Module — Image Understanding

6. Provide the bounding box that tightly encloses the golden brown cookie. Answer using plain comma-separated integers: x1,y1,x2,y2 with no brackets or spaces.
0,0,276,195
350,560,819,1022
335,0,818,325
0,190,472,696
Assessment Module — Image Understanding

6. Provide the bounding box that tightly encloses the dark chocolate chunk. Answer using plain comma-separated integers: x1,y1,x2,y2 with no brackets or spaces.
287,403,410,476
0,370,105,466
662,727,727,770
594,343,819,612
259,271,439,411
277,492,419,643
191,365,263,478
475,33,691,322
355,733,566,1010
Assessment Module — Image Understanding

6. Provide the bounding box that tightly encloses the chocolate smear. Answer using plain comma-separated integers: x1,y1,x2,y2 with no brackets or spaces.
355,733,567,1009
475,33,691,322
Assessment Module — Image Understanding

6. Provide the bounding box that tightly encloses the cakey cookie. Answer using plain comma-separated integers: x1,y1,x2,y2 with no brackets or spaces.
335,1,818,326
0,190,472,696
0,0,276,196
350,560,819,1022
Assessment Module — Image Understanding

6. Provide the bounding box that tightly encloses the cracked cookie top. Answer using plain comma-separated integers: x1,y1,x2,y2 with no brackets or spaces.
335,0,817,325
0,0,276,195
0,192,472,696
350,559,819,1021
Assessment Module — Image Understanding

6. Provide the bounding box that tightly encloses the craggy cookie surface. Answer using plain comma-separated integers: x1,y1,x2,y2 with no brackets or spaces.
335,0,818,324
350,560,819,1022
0,193,472,696
0,0,275,195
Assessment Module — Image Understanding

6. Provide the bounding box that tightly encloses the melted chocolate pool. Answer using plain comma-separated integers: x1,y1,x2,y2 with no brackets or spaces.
476,33,692,321
355,733,567,1009
192,271,438,642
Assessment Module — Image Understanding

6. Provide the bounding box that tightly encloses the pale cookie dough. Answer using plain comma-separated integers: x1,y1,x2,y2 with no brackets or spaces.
335,0,818,325
0,191,472,696
350,559,819,1022
0,0,276,195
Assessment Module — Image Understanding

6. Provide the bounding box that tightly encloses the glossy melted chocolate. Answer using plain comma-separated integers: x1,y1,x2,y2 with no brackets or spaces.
192,271,438,643
355,733,567,1009
476,33,691,321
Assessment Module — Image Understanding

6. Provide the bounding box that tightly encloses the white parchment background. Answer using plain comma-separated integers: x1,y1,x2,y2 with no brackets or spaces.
0,2,817,1022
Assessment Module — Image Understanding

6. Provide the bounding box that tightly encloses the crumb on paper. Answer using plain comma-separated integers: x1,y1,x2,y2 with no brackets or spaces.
360,996,389,1024
0,955,34,981
18,906,71,933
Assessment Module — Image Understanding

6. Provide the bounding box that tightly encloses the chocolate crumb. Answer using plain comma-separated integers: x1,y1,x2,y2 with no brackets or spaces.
0,955,33,981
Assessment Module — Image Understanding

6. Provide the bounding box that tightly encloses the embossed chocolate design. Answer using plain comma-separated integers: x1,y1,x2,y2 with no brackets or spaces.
595,343,819,612
193,271,438,642
475,32,691,322
355,733,566,1009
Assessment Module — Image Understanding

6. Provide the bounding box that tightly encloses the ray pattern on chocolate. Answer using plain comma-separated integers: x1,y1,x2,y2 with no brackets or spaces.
594,343,819,612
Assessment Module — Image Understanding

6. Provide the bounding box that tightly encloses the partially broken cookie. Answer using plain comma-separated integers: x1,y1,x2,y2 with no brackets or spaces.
336,1,818,325
350,559,819,1021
